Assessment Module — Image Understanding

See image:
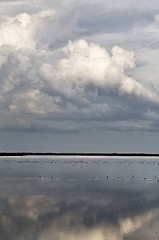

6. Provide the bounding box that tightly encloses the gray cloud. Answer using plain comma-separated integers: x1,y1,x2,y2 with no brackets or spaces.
0,0,159,135
75,7,155,35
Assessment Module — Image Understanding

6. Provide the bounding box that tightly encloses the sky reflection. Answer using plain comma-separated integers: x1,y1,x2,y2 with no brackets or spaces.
0,157,159,239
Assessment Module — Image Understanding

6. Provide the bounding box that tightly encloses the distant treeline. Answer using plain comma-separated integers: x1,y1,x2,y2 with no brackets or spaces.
0,152,159,157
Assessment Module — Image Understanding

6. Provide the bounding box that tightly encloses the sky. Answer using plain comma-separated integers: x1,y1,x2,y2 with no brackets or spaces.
1,0,159,152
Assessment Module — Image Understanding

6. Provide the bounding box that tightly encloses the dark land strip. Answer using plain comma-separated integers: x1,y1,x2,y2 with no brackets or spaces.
0,152,159,157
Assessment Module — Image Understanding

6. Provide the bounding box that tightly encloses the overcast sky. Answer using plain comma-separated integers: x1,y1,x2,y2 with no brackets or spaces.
1,0,159,152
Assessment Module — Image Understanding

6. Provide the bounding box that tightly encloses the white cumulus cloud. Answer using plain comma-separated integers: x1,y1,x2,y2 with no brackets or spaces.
0,7,159,132
0,10,56,50
40,39,159,104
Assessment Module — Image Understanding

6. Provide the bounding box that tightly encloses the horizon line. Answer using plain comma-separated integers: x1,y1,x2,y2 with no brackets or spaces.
0,152,159,157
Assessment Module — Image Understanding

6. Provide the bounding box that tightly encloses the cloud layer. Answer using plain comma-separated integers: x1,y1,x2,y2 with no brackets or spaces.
0,0,159,132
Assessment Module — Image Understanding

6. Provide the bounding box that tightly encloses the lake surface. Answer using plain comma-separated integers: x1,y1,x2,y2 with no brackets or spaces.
0,156,159,240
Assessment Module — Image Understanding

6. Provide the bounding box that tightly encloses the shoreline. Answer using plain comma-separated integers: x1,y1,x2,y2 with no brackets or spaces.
0,152,159,157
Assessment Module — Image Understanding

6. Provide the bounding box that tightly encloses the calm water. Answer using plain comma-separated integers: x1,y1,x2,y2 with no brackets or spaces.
0,156,159,240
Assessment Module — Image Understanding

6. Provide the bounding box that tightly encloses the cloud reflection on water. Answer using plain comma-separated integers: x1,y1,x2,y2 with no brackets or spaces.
0,177,159,240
